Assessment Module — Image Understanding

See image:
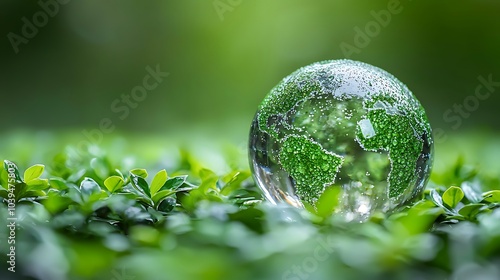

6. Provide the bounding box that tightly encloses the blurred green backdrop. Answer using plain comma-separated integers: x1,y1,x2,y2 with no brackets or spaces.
1,0,499,141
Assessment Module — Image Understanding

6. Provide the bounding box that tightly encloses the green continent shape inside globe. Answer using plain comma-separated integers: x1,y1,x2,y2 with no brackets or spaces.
279,135,343,204
356,102,425,198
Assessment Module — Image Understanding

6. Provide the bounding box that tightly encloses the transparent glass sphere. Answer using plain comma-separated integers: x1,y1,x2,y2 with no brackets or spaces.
249,60,433,221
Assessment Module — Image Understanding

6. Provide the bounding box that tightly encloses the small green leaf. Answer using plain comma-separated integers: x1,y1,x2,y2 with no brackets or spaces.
130,168,148,179
161,176,187,191
26,178,49,191
150,169,168,196
49,178,68,190
0,189,8,200
3,160,23,184
2,161,27,201
0,168,7,189
445,215,466,221
152,189,175,205
114,169,125,179
22,190,46,198
458,203,486,219
483,190,500,203
157,197,176,212
65,185,84,204
442,186,464,208
104,176,125,193
429,189,444,207
130,173,151,198
43,192,72,214
198,169,218,193
24,164,44,183
221,171,250,196
80,177,101,199
392,200,443,236
461,182,483,203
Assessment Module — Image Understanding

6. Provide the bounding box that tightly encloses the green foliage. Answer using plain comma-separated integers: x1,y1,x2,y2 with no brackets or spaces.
103,176,124,193
442,186,464,208
1,145,500,280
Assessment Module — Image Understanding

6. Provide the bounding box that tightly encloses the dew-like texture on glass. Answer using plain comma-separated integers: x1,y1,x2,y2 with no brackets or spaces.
249,59,433,221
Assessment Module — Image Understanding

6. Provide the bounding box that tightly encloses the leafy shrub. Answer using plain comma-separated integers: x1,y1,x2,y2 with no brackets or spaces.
1,143,499,280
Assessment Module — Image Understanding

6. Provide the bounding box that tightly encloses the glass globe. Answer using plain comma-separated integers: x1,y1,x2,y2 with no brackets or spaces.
249,59,433,221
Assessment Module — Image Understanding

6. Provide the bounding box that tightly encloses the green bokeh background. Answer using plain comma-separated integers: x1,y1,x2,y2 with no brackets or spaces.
1,1,499,136
1,0,500,175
